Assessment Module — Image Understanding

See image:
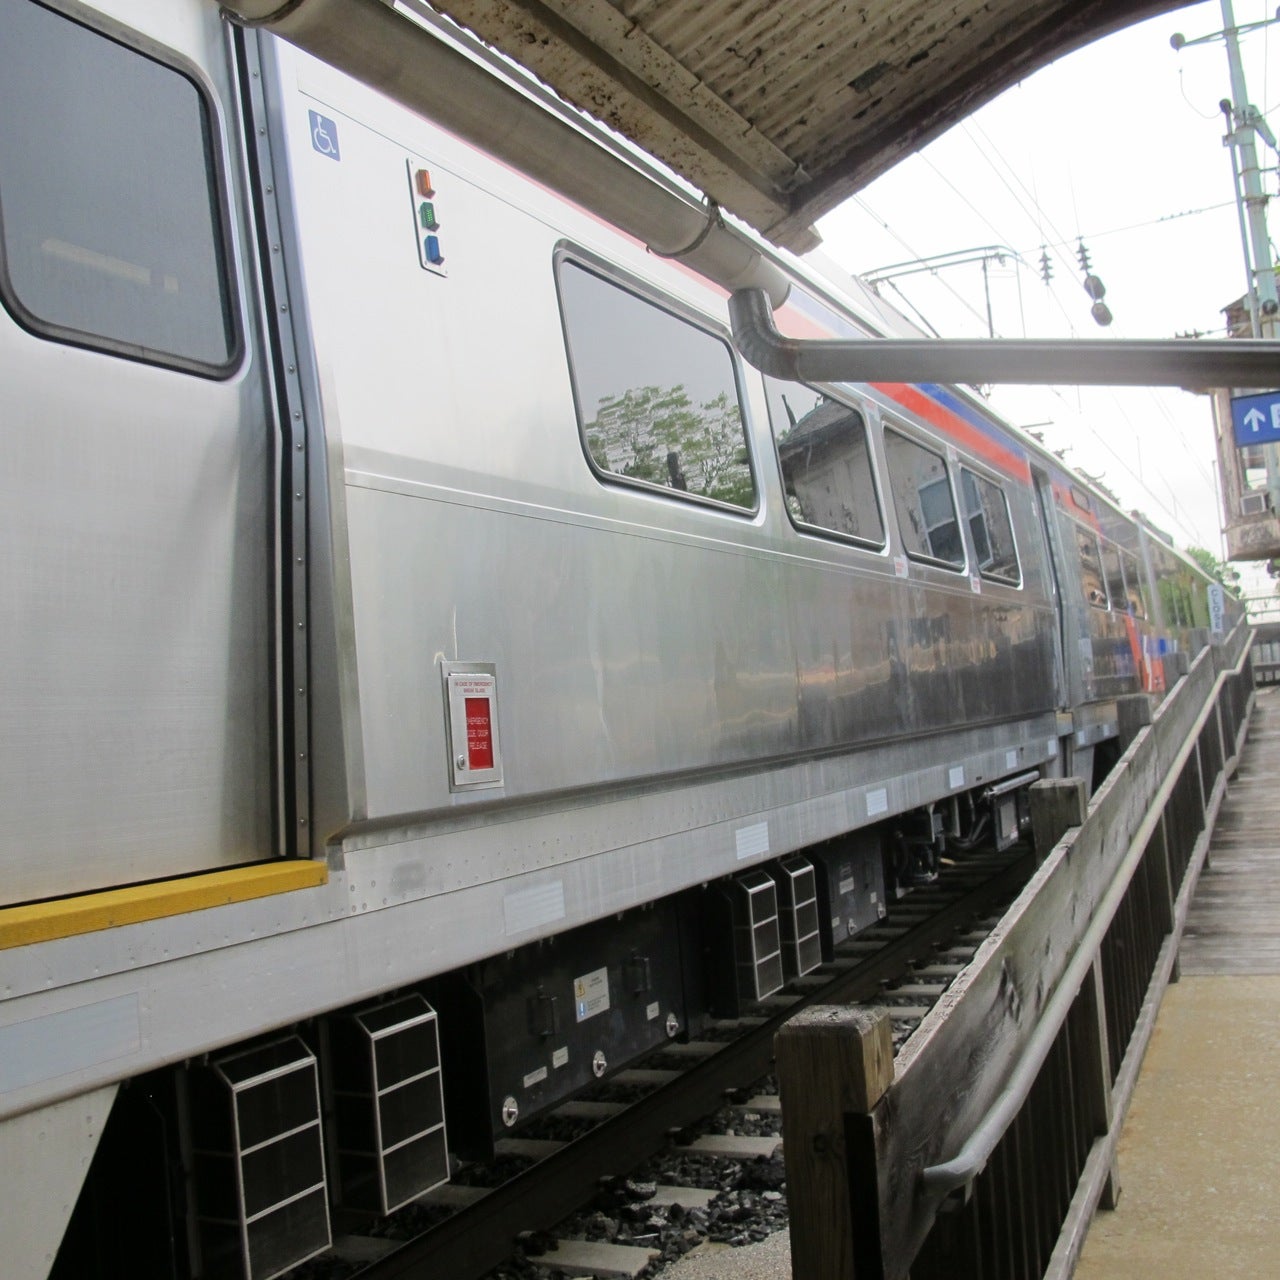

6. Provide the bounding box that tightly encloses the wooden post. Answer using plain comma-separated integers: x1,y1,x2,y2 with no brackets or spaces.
1116,694,1153,755
775,1005,894,1280
1029,777,1088,861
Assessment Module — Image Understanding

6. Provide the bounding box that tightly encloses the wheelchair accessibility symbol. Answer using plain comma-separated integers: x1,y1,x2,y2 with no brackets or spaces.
309,110,340,161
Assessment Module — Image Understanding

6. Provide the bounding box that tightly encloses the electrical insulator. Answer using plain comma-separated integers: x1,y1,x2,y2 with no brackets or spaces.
1039,247,1053,285
1077,239,1092,272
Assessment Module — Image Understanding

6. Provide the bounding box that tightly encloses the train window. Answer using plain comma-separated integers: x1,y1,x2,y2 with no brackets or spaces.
1120,549,1148,618
0,1,238,375
761,377,885,547
1075,526,1109,609
960,468,1020,585
1069,485,1093,513
1101,540,1127,613
883,429,965,569
557,259,757,511
1162,580,1189,628
1151,547,1185,627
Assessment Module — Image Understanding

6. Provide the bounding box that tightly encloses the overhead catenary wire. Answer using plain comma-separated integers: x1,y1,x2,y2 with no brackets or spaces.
818,11,1280,551
831,244,1214,544
1028,200,1237,255
932,116,1224,524
852,194,999,334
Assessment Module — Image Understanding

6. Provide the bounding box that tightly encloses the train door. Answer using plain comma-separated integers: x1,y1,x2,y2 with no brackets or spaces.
0,0,275,905
1030,466,1070,710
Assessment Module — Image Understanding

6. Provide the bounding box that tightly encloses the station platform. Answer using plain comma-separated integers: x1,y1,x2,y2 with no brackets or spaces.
1075,684,1280,1279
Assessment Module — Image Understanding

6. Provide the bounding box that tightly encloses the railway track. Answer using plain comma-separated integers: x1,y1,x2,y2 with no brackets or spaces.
293,845,1036,1280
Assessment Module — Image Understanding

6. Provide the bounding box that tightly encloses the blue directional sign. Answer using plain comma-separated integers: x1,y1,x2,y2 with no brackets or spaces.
1231,390,1280,447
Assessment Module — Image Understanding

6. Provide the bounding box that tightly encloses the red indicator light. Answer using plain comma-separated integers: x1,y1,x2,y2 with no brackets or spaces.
464,697,494,769
415,168,435,198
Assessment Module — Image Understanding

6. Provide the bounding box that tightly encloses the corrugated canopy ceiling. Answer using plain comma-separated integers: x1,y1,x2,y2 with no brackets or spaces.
428,0,1195,252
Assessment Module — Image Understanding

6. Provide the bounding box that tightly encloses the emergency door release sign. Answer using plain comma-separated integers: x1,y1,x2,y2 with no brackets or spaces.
464,697,495,770
445,666,503,790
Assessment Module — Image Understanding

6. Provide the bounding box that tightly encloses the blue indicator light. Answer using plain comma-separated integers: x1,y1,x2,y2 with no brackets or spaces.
424,235,444,266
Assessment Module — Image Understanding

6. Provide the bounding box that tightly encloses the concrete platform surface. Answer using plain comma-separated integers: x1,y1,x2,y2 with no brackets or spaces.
661,1229,792,1280
1075,975,1280,1279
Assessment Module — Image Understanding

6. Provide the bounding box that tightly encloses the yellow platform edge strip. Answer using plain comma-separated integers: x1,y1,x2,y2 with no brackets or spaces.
0,860,329,950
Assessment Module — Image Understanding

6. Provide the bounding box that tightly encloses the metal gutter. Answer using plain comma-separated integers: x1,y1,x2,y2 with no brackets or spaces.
217,0,791,306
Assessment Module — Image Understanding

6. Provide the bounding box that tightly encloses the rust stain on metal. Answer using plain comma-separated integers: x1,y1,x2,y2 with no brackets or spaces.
430,0,1190,252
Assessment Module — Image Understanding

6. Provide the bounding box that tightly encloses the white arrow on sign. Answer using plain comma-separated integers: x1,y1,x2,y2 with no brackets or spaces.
1245,407,1267,433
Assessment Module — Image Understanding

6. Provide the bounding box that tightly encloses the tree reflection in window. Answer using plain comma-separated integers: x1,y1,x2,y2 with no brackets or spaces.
1101,540,1128,613
762,377,885,546
960,468,1021,585
583,384,755,508
558,260,756,510
1075,525,1109,609
884,429,965,568
1120,549,1149,618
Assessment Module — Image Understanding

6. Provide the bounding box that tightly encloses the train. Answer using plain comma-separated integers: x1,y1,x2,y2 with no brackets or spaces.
0,3,1236,1278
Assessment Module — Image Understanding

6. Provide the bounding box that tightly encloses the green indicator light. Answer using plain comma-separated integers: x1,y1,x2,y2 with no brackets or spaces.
419,201,439,231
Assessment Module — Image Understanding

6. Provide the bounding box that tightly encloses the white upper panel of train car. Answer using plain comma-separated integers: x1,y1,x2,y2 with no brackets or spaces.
267,35,1060,840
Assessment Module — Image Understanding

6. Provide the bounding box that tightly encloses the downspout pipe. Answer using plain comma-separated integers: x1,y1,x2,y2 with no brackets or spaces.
730,286,1280,388
218,0,791,307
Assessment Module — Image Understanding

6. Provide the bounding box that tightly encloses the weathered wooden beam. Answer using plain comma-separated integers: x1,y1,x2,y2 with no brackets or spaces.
856,624,1249,1280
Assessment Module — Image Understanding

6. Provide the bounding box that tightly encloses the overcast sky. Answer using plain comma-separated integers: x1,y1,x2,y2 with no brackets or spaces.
815,0,1280,611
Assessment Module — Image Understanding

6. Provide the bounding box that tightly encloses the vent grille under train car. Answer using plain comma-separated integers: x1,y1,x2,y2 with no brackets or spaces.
771,855,823,979
189,1037,331,1280
726,869,785,1003
325,994,450,1215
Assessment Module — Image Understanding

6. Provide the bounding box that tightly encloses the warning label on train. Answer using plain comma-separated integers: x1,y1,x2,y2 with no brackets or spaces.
464,696,494,769
574,967,611,1022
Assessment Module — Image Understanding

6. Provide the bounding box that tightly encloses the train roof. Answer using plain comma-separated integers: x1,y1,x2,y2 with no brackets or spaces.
423,0,1193,253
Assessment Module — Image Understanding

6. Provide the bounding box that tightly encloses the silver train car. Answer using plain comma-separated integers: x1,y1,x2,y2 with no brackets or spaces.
0,3,1234,1277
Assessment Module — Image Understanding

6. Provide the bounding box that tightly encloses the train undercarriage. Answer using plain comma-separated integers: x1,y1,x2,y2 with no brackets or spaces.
47,782,1031,1280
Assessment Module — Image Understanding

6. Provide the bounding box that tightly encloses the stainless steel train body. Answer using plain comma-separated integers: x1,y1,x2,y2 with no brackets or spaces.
0,3,1231,1277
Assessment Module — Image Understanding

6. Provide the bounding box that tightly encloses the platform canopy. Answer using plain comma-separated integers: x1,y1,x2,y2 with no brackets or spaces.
427,0,1195,252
